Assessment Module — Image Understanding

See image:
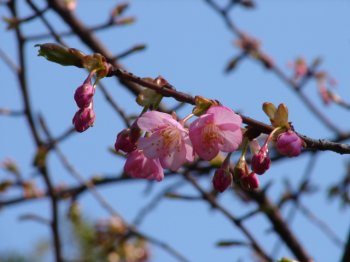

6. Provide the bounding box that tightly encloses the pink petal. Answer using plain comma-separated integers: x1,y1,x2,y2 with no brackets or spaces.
189,127,219,160
208,106,242,127
137,111,176,132
160,148,186,171
184,136,194,162
138,131,164,159
218,128,242,152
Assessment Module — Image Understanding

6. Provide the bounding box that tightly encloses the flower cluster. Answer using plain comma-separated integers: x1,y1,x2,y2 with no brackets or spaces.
115,102,304,192
115,106,243,184
72,73,96,132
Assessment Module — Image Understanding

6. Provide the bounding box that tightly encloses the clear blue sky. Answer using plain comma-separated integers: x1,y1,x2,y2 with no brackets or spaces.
1,1,350,261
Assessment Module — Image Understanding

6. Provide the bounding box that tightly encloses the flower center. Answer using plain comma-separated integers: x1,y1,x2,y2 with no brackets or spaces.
161,127,182,154
202,123,222,146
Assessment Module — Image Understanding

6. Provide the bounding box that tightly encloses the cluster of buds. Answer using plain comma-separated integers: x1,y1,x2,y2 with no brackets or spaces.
36,44,113,132
72,72,96,132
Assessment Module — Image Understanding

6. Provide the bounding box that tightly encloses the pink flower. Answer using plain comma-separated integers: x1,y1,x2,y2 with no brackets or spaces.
115,123,141,153
74,73,95,109
212,165,232,193
251,146,271,175
241,172,260,190
276,131,303,157
189,106,242,161
72,105,95,132
137,111,193,171
124,150,164,181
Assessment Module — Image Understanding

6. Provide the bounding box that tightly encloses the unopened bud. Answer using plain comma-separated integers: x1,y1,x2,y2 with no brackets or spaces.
241,172,260,190
72,106,95,132
276,131,303,157
251,146,271,175
115,126,139,153
74,74,95,108
212,165,232,193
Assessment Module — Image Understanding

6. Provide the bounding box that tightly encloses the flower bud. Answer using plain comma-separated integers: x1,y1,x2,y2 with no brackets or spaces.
251,146,271,175
115,128,135,153
212,166,232,193
233,158,248,180
74,74,95,108
72,106,95,132
241,172,259,190
276,131,303,157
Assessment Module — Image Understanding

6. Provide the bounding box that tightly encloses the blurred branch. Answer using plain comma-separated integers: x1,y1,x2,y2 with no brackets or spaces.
97,81,131,127
133,180,185,226
183,172,273,262
26,0,66,45
247,190,312,262
204,0,342,134
0,108,24,116
298,202,342,247
0,47,19,73
7,2,63,261
341,228,350,262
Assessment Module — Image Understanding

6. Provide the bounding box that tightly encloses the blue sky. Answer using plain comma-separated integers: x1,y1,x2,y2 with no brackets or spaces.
1,1,350,261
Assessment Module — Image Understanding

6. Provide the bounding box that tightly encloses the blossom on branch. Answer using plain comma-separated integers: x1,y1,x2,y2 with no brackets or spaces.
189,106,242,161
137,111,194,171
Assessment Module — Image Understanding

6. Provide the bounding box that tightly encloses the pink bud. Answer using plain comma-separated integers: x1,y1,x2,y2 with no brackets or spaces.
276,131,303,157
72,106,95,132
251,147,271,175
124,150,164,181
212,166,232,193
74,74,95,108
115,123,141,153
241,172,259,190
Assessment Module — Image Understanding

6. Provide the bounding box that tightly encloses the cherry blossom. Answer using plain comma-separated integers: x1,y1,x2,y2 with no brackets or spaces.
137,111,193,171
189,106,242,161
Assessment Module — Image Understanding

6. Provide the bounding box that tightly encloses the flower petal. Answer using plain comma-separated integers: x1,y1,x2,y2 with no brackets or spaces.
189,126,219,160
138,131,164,159
208,106,242,127
218,128,242,152
137,111,176,132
